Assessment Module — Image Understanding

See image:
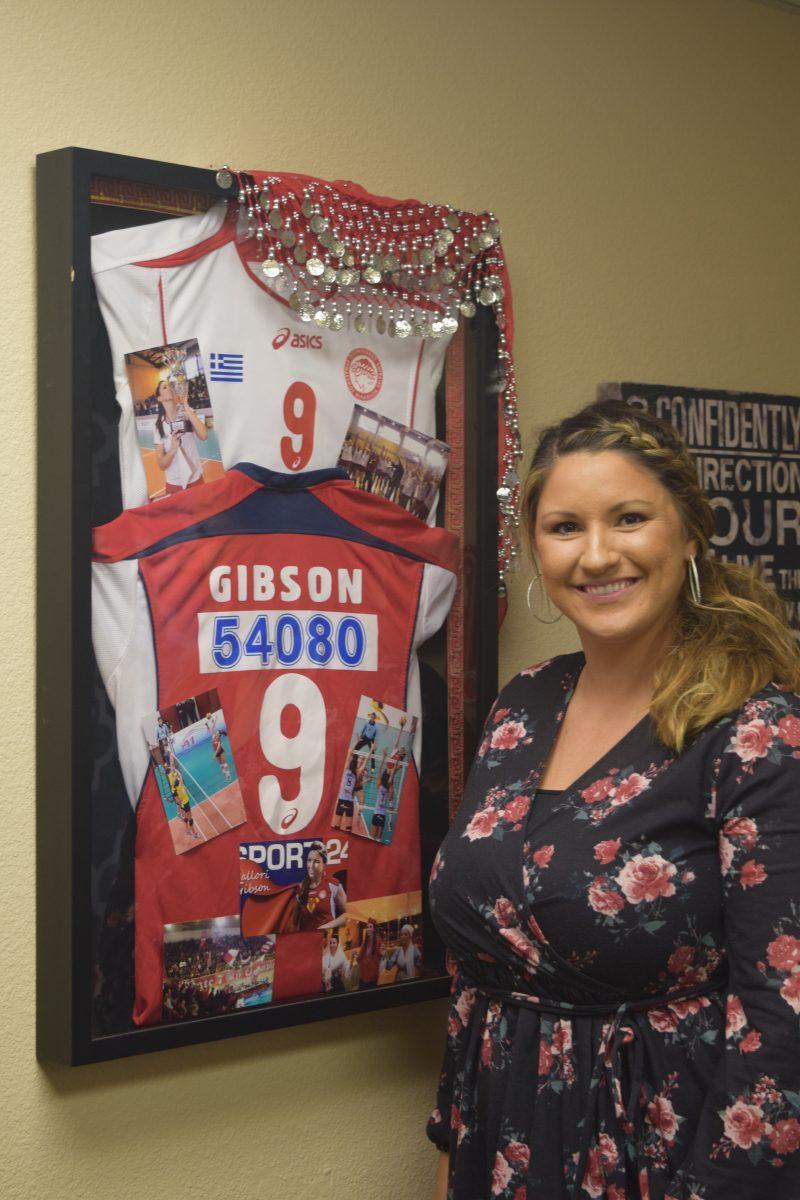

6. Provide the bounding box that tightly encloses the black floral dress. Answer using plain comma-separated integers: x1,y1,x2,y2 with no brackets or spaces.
427,652,800,1199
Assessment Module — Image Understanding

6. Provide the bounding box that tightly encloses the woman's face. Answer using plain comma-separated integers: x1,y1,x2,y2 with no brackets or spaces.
328,935,339,952
157,380,174,404
366,921,376,938
307,850,324,881
532,451,697,650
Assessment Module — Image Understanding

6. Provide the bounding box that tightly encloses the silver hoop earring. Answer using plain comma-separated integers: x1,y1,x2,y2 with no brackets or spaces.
526,572,563,624
687,556,702,605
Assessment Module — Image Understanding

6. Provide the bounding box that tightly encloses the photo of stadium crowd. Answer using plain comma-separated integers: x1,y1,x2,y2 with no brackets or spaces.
162,917,276,1021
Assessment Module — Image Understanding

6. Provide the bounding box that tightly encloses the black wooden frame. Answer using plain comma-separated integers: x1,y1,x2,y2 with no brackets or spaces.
36,147,498,1064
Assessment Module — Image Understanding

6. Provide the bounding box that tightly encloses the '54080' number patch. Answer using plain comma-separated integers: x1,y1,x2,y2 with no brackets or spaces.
197,610,377,673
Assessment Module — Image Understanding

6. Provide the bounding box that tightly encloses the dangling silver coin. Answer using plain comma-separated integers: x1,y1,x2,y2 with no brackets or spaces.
343,250,356,267
442,314,459,334
480,231,494,249
469,236,481,254
395,318,412,338
439,227,455,245
299,302,314,323
330,312,344,331
479,286,496,305
306,256,325,277
289,291,303,311
383,252,399,271
261,258,283,279
411,318,424,337
459,298,477,318
269,209,283,230
280,227,296,247
322,265,337,284
294,245,308,264
302,198,313,218
258,193,271,212
314,308,331,327
331,239,345,257
215,167,234,190
434,239,448,258
337,267,354,286
355,314,366,333
310,214,327,235
488,220,502,239
420,247,435,266
364,266,382,285
430,319,444,338
388,319,396,338
439,266,456,285
319,228,333,249
375,315,386,335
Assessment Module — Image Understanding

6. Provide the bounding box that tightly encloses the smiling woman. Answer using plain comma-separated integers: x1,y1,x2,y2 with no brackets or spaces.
427,399,800,1200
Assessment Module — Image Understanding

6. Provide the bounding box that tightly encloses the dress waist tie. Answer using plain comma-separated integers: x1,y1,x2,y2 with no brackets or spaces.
465,977,724,1199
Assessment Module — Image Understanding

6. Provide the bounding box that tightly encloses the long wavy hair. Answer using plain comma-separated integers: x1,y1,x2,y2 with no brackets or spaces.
521,399,800,753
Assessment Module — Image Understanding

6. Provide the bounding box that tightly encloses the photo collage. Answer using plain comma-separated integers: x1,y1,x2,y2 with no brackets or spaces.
153,691,424,1018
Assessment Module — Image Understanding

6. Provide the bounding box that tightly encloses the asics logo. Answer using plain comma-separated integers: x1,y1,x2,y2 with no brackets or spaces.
272,328,323,350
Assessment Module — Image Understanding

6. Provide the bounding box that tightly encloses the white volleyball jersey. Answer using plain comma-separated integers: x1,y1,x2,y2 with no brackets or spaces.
92,203,452,510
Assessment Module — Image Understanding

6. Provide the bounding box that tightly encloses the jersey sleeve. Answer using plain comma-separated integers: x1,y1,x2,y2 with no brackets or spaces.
92,559,157,809
665,691,800,1199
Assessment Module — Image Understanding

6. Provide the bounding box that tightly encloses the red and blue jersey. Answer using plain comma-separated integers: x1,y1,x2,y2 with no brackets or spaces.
92,465,457,1023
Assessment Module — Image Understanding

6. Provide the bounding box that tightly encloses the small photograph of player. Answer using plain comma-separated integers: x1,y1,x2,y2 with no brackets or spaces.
239,838,349,940
338,900,423,989
336,696,416,846
162,916,276,1021
336,404,451,523
125,338,224,503
142,688,246,856
293,841,348,932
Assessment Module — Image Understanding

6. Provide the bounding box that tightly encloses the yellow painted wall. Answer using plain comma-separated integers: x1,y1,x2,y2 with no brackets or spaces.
2,1,798,1197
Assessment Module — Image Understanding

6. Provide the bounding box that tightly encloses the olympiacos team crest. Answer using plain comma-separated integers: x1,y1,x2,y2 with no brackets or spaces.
344,348,383,403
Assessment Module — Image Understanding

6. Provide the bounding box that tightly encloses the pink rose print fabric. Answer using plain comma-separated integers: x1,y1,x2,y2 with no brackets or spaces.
427,652,800,1198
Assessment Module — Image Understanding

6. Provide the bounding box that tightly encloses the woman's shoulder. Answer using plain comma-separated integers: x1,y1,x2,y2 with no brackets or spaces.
710,679,800,763
695,676,796,787
496,651,582,705
714,681,800,734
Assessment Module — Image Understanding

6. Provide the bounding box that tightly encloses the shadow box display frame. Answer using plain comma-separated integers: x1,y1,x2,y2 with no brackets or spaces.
36,147,500,1065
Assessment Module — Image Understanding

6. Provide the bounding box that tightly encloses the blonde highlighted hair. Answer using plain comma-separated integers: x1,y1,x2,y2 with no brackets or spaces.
521,399,800,754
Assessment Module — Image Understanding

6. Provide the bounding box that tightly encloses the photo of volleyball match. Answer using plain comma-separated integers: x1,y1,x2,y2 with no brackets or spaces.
337,404,451,521
321,894,423,993
142,690,246,855
332,696,417,846
124,338,224,502
162,916,276,1021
